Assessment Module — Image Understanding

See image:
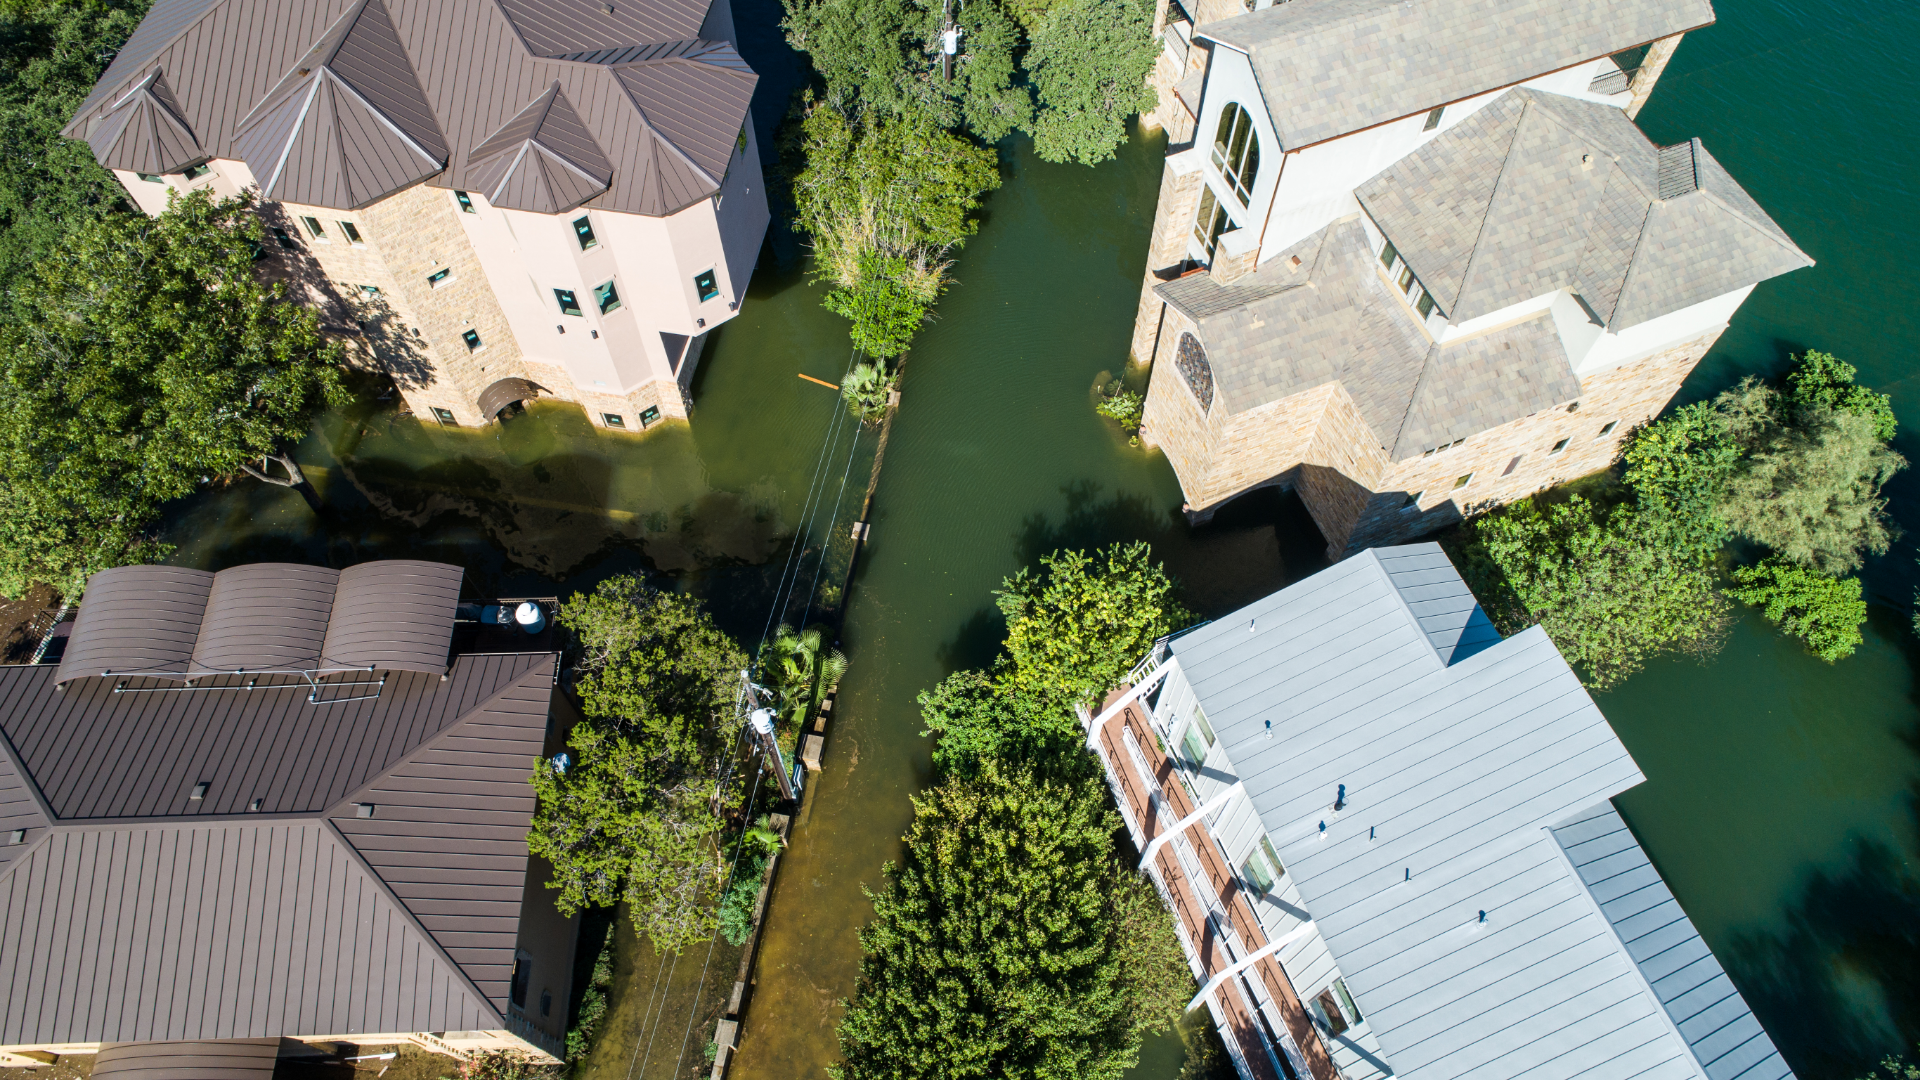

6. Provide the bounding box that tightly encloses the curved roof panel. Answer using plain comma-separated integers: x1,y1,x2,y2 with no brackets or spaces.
191,563,339,672
320,560,462,673
92,1040,282,1080
55,565,215,684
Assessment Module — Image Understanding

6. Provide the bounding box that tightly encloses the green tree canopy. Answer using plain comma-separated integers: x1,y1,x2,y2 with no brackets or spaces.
1461,495,1730,689
1729,559,1867,662
917,668,1054,776
1784,350,1896,441
1717,397,1903,575
1023,0,1159,165
529,576,749,953
834,757,1187,1080
995,540,1191,715
0,189,346,596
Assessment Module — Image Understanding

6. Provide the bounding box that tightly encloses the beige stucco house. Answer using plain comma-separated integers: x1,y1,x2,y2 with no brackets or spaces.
1132,0,1811,557
66,0,771,430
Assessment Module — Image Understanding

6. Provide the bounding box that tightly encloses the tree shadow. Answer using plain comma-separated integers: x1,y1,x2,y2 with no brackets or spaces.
935,604,1007,675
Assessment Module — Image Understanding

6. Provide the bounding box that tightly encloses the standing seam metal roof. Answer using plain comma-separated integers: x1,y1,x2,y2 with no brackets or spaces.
1162,544,1793,1080
91,1040,284,1080
67,0,756,216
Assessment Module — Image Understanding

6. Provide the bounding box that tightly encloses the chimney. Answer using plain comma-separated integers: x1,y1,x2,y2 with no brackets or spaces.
1209,229,1260,287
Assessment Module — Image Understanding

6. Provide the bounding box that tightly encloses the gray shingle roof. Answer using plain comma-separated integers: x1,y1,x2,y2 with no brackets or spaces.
1551,805,1795,1080
67,0,756,216
1357,90,1811,326
1163,544,1794,1080
0,648,556,1045
1155,218,1581,458
1198,0,1714,149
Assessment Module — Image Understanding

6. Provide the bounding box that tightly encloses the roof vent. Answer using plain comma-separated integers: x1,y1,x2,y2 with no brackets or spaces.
248,798,264,812
1656,140,1701,200
189,781,210,800
6,829,23,845
356,803,376,818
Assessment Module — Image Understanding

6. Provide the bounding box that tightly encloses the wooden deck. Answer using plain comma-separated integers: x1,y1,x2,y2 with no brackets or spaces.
1092,691,1339,1080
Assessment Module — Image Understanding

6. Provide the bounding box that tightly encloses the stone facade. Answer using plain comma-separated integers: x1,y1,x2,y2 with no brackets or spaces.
1139,301,1723,558
265,184,690,430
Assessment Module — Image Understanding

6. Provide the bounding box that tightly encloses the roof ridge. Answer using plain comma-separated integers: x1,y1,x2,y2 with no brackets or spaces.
612,69,721,189
1695,186,1812,261
1608,198,1663,331
325,654,554,815
319,817,507,1024
1445,93,1537,314
66,0,233,127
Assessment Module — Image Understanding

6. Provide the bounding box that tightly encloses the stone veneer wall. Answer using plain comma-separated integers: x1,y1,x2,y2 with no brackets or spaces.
1143,316,1725,558
1128,162,1207,365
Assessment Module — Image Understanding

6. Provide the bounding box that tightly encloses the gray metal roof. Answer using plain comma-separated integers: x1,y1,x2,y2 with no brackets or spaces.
0,649,556,1046
92,1040,283,1080
1356,90,1811,326
67,0,756,216
1164,544,1792,1080
1551,806,1795,1080
1198,0,1714,149
1156,218,1581,458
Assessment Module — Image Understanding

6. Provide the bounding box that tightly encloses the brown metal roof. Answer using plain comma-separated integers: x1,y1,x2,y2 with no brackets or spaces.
92,1040,283,1080
0,651,557,1046
54,566,215,684
66,0,757,217
192,564,339,672
476,377,542,419
85,71,204,175
319,560,462,673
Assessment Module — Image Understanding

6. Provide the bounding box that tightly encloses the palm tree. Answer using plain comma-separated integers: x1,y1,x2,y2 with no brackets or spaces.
841,362,891,424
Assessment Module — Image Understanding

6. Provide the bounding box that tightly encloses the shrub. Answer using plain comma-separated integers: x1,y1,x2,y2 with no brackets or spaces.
1096,388,1144,432
717,852,768,946
1729,560,1867,662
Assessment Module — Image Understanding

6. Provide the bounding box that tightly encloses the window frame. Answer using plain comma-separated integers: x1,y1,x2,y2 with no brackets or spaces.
270,227,297,250
594,279,622,314
1453,472,1474,489
455,190,476,213
1179,707,1216,768
1192,184,1233,259
461,329,483,352
136,172,165,184
1334,978,1363,1025
1401,491,1423,512
181,162,212,181
510,951,532,1009
694,269,720,302
554,288,583,317
1549,437,1571,456
1241,851,1276,895
573,215,597,250
301,216,328,241
1423,106,1445,132
337,221,364,245
1596,420,1620,439
430,407,457,425
1314,990,1351,1037
427,268,452,288
602,412,626,428
639,405,661,427
1210,102,1261,205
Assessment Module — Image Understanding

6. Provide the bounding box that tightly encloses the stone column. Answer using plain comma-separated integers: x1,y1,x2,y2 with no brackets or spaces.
1626,33,1684,120
1128,151,1206,364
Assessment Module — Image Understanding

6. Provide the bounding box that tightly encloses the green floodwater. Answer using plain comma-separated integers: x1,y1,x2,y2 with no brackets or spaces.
153,0,1920,1077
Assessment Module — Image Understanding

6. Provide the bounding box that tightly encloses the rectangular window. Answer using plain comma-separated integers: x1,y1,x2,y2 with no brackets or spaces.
270,227,296,250
338,221,364,245
594,279,621,313
1241,851,1275,895
1316,989,1351,1036
573,215,597,249
136,172,165,184
301,216,327,240
1423,106,1445,132
1334,978,1362,1025
694,269,719,302
1379,239,1397,271
1597,420,1620,438
1260,836,1286,882
1192,185,1231,259
455,190,476,213
1397,265,1414,291
182,162,212,180
1549,437,1570,455
510,952,531,1009
462,329,483,352
540,989,552,1017
431,407,457,425
639,405,661,427
554,288,582,316
602,412,626,428
428,268,452,288
1402,491,1422,511
1453,473,1473,489
359,284,380,295
1180,707,1216,767
1416,291,1436,318
1502,454,1522,476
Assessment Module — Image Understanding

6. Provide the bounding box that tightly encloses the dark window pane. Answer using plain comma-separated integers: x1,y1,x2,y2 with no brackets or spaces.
136,172,165,184
1423,106,1445,131
639,405,661,426
462,330,482,351
455,190,476,213
182,162,211,180
602,413,626,428
301,216,326,239
431,407,457,425
338,221,363,244
271,227,296,250
1380,239,1398,269
573,215,597,249
428,268,451,287
594,280,621,313
554,288,582,316
1416,291,1436,318
694,270,719,301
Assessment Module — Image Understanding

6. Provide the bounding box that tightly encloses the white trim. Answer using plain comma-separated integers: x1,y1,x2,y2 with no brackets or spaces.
1140,781,1244,869
1187,920,1318,1013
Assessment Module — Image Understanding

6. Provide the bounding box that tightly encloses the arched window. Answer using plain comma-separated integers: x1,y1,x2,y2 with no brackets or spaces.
1175,332,1214,411
1211,103,1261,204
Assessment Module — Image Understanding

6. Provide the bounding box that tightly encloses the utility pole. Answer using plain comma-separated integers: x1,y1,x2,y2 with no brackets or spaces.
742,672,796,800
941,0,961,81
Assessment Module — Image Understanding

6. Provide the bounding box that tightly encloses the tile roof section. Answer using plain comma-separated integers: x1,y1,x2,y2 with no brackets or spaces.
1552,805,1796,1080
83,71,204,176
91,1040,284,1080
1198,0,1714,149
1161,545,1791,1080
1358,90,1810,327
68,0,757,217
0,650,558,1045
1393,312,1584,457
